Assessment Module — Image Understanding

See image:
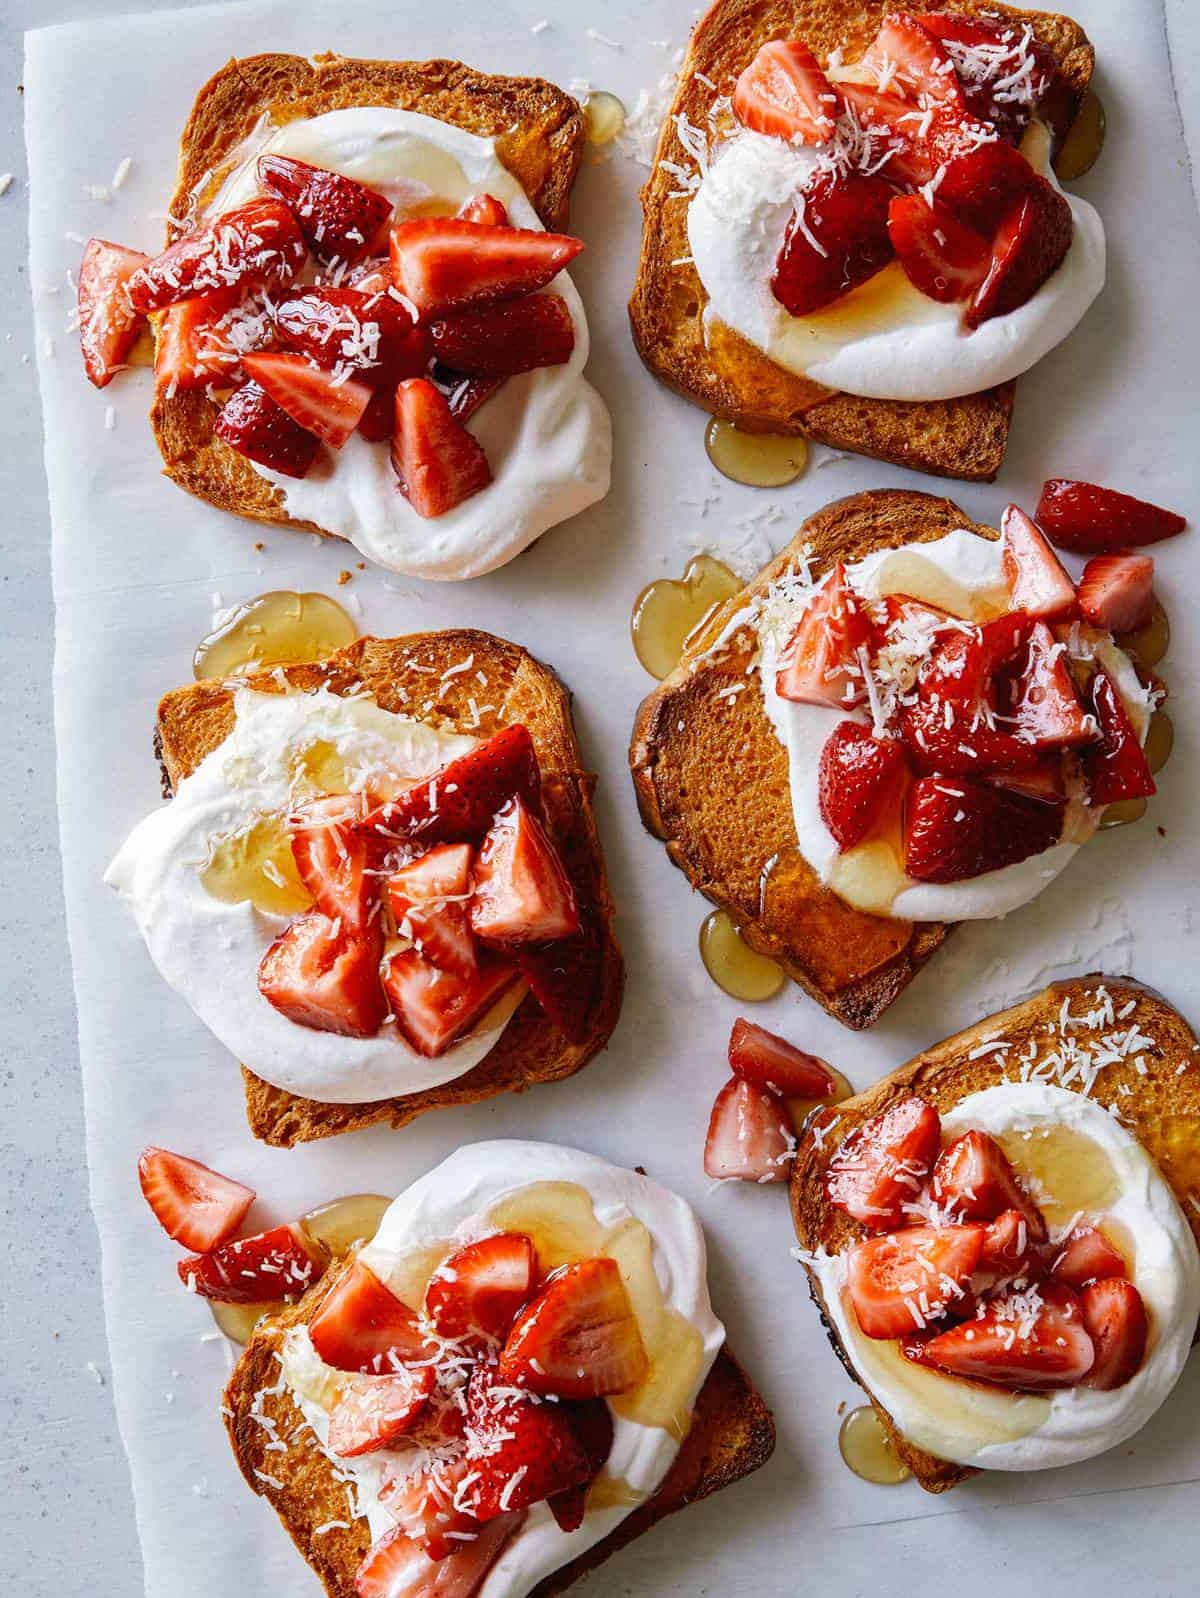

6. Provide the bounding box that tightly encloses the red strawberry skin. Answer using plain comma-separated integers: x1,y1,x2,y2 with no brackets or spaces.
888,194,989,303
463,1365,592,1521
271,286,429,388
1084,670,1156,806
903,776,1064,884
390,377,493,519
177,1222,324,1304
818,721,907,850
127,199,306,314
772,173,895,317
1036,480,1188,554
429,294,575,378
968,174,1073,327
257,154,392,262
214,381,321,478
1077,554,1155,634
371,724,542,847
77,238,149,387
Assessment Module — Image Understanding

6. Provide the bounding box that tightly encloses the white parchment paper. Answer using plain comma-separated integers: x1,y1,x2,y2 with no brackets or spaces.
25,1,1200,1594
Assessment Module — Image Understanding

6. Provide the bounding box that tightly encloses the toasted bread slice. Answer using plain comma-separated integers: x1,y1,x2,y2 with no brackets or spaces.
149,51,585,536
789,974,1200,1492
155,630,623,1145
224,1252,776,1598
630,487,999,1028
628,0,1094,482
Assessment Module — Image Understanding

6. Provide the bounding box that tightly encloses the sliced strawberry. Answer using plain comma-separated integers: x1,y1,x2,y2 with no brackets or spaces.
387,843,477,979
328,1367,436,1458
922,1281,1094,1390
916,12,1057,143
900,697,1041,777
1007,622,1096,748
499,1257,649,1400
271,286,429,388
919,609,1029,705
241,351,371,448
355,1513,519,1598
1079,1278,1148,1389
732,40,839,144
470,797,580,945
465,1365,593,1520
818,721,908,850
429,294,575,378
391,378,492,518
1001,504,1076,621
985,757,1067,805
771,172,895,316
1051,1225,1128,1289
389,218,584,316
703,1076,794,1183
258,913,387,1037
933,136,1034,234
370,725,541,847
127,199,306,315
445,374,504,422
1037,479,1188,554
512,920,604,1045
137,1146,254,1251
154,293,244,390
887,194,989,303
77,238,150,387
930,1131,1046,1238
834,82,935,186
847,1223,984,1339
359,387,398,442
257,154,392,263
424,1232,537,1345
348,257,393,293
775,562,872,709
1084,669,1156,806
1077,554,1155,634
457,193,509,227
291,793,381,931
382,948,519,1057
547,1398,614,1533
178,1221,324,1304
968,174,1072,327
727,1017,837,1099
904,776,1064,883
860,12,966,107
310,1259,429,1372
826,1097,941,1230
980,1207,1045,1277
214,380,321,478
379,1456,480,1561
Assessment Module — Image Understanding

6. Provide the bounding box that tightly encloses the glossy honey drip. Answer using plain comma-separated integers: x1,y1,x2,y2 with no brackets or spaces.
200,814,313,916
631,554,741,680
194,590,359,680
1054,89,1107,181
583,91,626,145
210,1298,283,1346
789,1065,853,1137
994,1124,1120,1227
1144,709,1174,775
838,1405,910,1485
1119,599,1169,670
704,418,809,488
699,909,786,1002
1101,797,1148,831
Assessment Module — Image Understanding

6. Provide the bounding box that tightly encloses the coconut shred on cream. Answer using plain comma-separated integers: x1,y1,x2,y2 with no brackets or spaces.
209,108,611,580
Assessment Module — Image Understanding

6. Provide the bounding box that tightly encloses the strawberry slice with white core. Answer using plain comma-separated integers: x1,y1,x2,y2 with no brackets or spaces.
903,776,1064,885
1079,1278,1148,1389
470,796,580,945
154,293,243,390
310,1259,429,1372
703,1075,795,1183
818,721,908,850
389,218,584,316
545,1399,614,1533
371,724,542,847
1051,1224,1128,1289
77,238,150,387
257,153,393,262
271,286,429,388
1008,621,1096,748
771,172,895,316
387,843,478,979
327,1367,436,1457
382,948,519,1058
457,193,509,227
859,12,967,107
258,913,387,1037
214,380,321,478
775,562,873,709
512,920,604,1046
980,1208,1044,1277
242,351,371,448
429,294,575,378
986,757,1067,805
1036,479,1187,554
1084,669,1156,807
968,173,1073,327
1077,554,1155,634
887,194,989,303
922,1280,1094,1390
391,378,493,519
919,609,1029,705
826,1096,941,1230
424,1231,538,1344
727,1017,837,1099
847,1223,985,1339
291,793,380,931
930,1130,1047,1238
465,1365,595,1519
127,198,306,315
137,1146,255,1251
379,1456,479,1560
1001,504,1076,621
499,1256,649,1400
834,83,935,187
732,40,839,144
178,1221,324,1303
355,1513,521,1598
916,12,1057,143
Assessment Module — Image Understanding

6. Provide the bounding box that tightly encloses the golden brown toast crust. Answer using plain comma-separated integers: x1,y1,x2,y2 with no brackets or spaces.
225,1253,776,1598
789,974,1200,1491
628,0,1094,482
149,52,585,536
629,488,999,1028
156,630,623,1145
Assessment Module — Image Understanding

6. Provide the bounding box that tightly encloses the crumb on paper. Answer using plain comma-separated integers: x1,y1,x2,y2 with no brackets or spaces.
337,569,352,585
254,541,265,552
86,1360,106,1385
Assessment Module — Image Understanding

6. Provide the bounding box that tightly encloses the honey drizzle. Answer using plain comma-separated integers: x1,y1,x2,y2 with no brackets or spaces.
631,554,741,680
1054,90,1107,181
583,92,626,146
1119,599,1169,670
699,909,786,1002
194,590,358,681
704,418,808,488
838,1405,910,1485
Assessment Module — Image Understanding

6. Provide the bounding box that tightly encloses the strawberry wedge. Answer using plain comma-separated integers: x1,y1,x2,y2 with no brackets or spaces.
290,793,381,929
391,378,493,518
1051,1225,1127,1289
465,1366,593,1519
178,1221,325,1304
470,797,580,945
382,948,519,1058
258,913,387,1037
968,175,1073,327
1036,479,1188,554
389,218,584,316
327,1367,436,1458
355,1514,520,1598
1080,1278,1148,1390
732,40,839,144
257,154,392,263
826,1097,941,1229
423,1232,537,1344
77,238,149,387
1077,554,1155,634
154,294,241,390
386,843,478,979
727,1018,836,1099
818,721,907,850
888,194,989,303
930,1131,1046,1237
771,172,895,316
500,1256,649,1399
847,1223,984,1339
1001,504,1076,621
1084,669,1156,806
704,1075,795,1183
242,352,371,448
138,1146,255,1251
904,776,1065,884
429,293,575,377
370,724,542,847
775,562,872,708
127,198,306,314
310,1259,429,1372
214,381,321,478
922,1281,1095,1390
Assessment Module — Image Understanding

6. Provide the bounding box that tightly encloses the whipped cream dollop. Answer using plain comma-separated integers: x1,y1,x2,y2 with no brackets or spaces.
687,119,1105,402
212,107,611,580
810,1083,1200,1471
755,528,1153,922
106,686,523,1102
280,1141,725,1598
